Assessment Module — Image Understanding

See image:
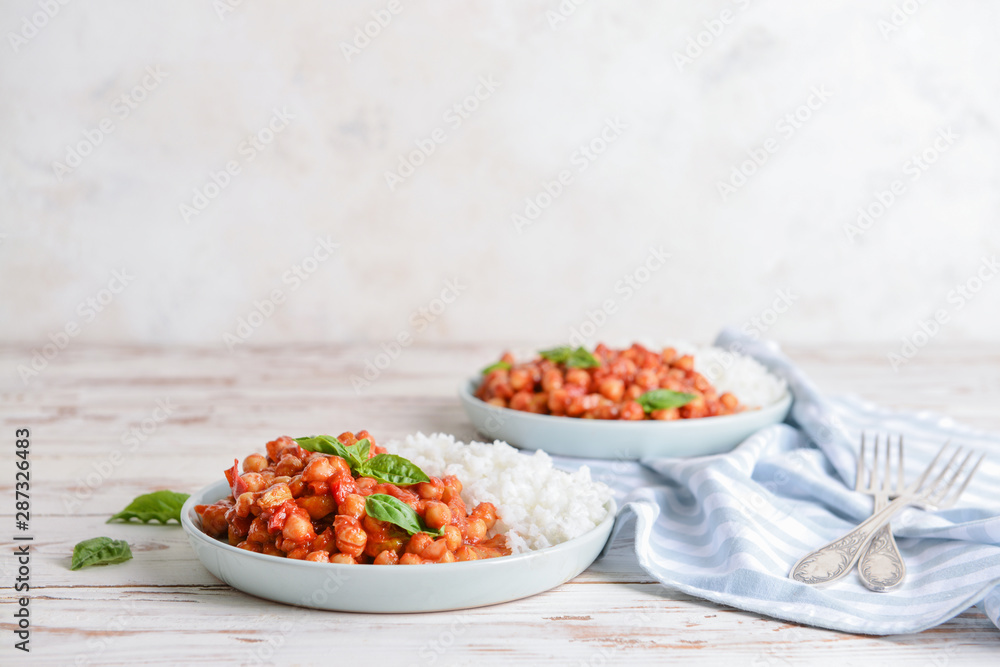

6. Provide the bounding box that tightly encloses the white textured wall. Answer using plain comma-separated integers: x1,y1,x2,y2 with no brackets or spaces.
2,0,999,353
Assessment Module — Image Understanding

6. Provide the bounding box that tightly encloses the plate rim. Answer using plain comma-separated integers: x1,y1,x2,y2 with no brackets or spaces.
459,376,793,430
181,479,618,573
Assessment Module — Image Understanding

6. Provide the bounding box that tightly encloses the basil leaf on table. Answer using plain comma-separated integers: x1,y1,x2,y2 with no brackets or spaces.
107,490,190,524
355,454,430,486
71,537,133,571
481,360,511,374
365,494,443,537
637,389,697,413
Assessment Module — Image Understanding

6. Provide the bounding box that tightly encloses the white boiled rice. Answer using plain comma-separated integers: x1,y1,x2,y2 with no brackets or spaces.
686,343,787,409
389,433,614,554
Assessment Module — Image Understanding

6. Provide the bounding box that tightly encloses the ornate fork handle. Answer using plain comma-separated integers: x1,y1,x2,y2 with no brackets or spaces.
790,494,915,585
858,496,906,591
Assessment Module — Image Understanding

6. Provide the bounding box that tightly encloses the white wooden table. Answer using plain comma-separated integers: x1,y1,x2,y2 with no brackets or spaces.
2,343,999,665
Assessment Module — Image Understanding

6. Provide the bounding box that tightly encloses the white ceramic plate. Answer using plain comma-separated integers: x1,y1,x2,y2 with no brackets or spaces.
181,480,616,613
459,379,793,459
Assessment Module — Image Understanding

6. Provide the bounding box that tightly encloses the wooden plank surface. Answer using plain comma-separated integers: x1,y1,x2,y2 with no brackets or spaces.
1,343,999,665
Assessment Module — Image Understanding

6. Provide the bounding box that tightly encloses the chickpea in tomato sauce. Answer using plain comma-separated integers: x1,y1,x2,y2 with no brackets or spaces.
195,431,510,564
475,343,744,420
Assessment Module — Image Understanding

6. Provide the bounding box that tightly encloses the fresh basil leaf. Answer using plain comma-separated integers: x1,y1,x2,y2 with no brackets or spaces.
355,454,430,486
344,438,371,469
566,347,600,368
107,490,190,524
481,360,511,374
295,435,352,460
539,346,573,363
365,494,443,537
637,389,697,413
70,537,133,571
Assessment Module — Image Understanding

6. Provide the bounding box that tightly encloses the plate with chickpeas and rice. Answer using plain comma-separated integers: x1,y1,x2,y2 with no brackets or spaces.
181,430,616,612
461,342,792,459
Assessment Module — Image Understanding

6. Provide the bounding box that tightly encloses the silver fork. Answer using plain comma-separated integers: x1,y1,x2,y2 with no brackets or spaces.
857,433,906,591
789,443,984,586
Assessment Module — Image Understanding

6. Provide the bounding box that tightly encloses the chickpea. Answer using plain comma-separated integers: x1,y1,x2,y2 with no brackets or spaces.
598,377,625,402
339,493,366,520
374,550,399,565
282,511,317,544
235,492,254,518
263,542,284,557
312,527,336,553
419,537,448,562
509,391,532,411
528,393,548,414
541,368,564,392
336,431,357,446
240,472,267,493
635,369,659,390
720,392,739,410
355,477,377,494
275,454,304,477
673,354,694,372
265,436,296,462
444,525,462,551
243,453,268,473
415,478,444,501
424,501,452,530
438,550,457,563
330,553,357,565
301,457,337,482
288,477,305,498
237,540,263,553
455,546,479,562
257,483,293,511
547,388,569,415
399,553,423,565
305,550,330,563
334,516,367,558
443,475,462,495
297,494,337,520
564,368,591,390
286,546,309,560
487,397,507,408
621,401,645,420
465,518,487,542
248,517,270,543
407,532,433,555
650,408,679,421
307,481,328,496
471,502,498,530
509,368,532,392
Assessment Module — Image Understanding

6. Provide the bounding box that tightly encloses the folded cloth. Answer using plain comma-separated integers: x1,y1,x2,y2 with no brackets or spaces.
566,328,1000,634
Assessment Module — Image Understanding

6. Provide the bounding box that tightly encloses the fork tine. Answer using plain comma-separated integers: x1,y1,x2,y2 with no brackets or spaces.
942,453,986,507
857,433,866,491
928,446,964,495
883,435,892,494
897,435,905,492
930,450,974,505
909,441,951,494
872,434,881,492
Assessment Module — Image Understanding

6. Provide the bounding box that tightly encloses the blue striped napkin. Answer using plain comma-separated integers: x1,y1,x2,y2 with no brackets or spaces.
563,329,1000,634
